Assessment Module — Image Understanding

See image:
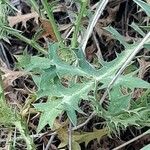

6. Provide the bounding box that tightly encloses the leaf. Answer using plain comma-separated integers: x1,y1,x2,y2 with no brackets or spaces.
144,42,150,49
64,103,77,126
0,81,18,125
104,26,129,48
33,81,94,132
73,48,98,76
74,128,108,147
130,22,146,37
100,75,150,90
108,86,131,115
0,67,25,88
16,55,52,71
19,24,150,133
8,11,39,28
39,18,57,41
72,142,81,150
29,40,150,132
106,88,150,131
133,0,150,17
140,144,150,150
33,100,63,132
57,126,108,148
107,112,141,130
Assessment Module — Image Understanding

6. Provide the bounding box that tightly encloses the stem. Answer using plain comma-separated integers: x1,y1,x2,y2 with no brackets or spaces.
28,0,45,18
3,26,47,55
42,0,64,47
71,0,88,48
68,122,72,150
112,129,150,150
45,134,56,150
0,69,35,149
72,112,95,131
0,70,5,103
15,121,35,150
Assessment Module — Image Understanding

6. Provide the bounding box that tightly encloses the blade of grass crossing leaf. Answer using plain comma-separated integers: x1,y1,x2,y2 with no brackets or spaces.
107,32,150,90
81,0,109,53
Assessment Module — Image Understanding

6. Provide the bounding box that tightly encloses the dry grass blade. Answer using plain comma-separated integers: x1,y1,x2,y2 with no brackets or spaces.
68,122,72,150
0,66,25,89
8,11,39,28
112,129,150,150
81,0,109,53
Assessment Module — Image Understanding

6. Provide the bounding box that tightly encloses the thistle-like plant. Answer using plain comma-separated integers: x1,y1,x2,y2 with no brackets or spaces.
0,0,150,149
11,0,150,133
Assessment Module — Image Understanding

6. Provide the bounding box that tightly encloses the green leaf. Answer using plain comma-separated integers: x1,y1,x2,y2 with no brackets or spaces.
64,103,77,126
100,75,150,90
104,26,129,48
140,144,150,150
140,25,150,31
33,100,63,132
17,55,52,71
144,42,150,49
16,52,31,68
133,0,150,17
0,80,18,125
130,22,145,37
18,24,150,134
96,42,140,81
33,81,94,131
108,86,131,115
73,48,98,76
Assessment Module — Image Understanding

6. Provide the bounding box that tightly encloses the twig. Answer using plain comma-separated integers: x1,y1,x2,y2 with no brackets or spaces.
72,112,95,131
92,32,103,61
45,134,56,150
5,129,12,150
30,131,57,139
42,0,64,48
112,129,150,150
81,0,109,53
2,26,47,55
13,127,17,148
68,122,72,150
